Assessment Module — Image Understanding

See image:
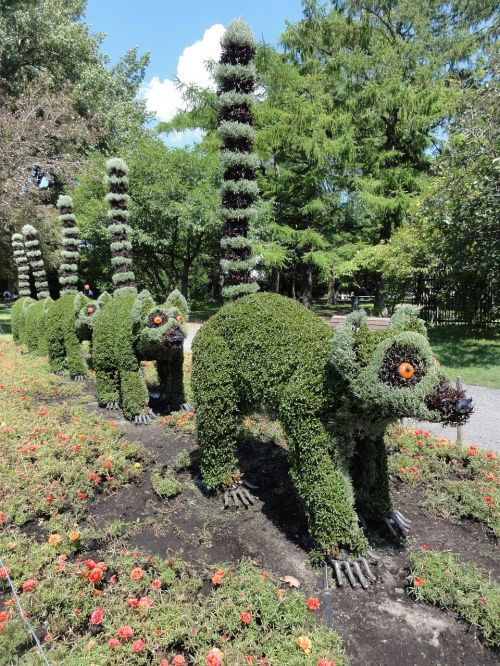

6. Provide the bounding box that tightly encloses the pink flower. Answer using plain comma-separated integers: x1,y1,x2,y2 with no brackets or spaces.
317,659,335,666
126,597,139,608
138,596,154,609
108,638,120,648
130,567,144,581
90,607,104,625
132,639,146,653
241,610,252,624
173,656,187,666
118,625,134,639
22,579,37,592
151,579,161,589
0,566,11,580
206,648,223,666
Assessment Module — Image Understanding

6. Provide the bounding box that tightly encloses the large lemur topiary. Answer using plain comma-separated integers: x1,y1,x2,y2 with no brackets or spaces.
216,19,260,300
11,233,33,344
46,195,89,380
21,224,52,355
192,293,473,586
92,158,189,423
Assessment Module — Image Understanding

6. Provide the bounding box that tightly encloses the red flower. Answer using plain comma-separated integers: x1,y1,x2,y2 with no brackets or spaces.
414,577,426,587
317,660,335,666
127,597,139,608
151,579,161,589
211,569,224,585
421,544,430,551
132,639,146,653
0,612,11,622
244,656,255,664
77,492,87,500
410,466,418,473
306,596,321,611
0,566,11,580
84,559,97,570
485,496,494,504
22,579,37,592
172,657,186,666
130,567,144,581
241,610,252,624
486,452,496,459
44,633,53,643
89,568,103,583
118,625,134,639
108,638,120,648
486,474,494,481
90,607,104,625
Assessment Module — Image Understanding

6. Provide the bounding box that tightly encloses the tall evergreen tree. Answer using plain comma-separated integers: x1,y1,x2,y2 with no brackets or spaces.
21,224,50,299
105,158,136,292
56,195,81,295
215,19,260,300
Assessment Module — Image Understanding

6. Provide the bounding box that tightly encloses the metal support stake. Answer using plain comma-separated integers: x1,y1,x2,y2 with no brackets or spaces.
456,376,463,443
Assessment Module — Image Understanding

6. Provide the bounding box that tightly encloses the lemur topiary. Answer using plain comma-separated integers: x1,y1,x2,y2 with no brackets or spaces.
46,195,89,380
192,292,473,586
21,224,52,355
10,233,33,344
92,158,189,423
216,19,260,300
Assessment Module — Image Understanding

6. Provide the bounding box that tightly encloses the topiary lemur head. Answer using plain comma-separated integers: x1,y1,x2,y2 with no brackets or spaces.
136,289,189,360
331,307,473,426
75,292,112,341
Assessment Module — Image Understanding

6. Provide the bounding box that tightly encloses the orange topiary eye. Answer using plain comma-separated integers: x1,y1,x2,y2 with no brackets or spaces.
176,314,184,323
153,315,164,326
398,362,415,379
86,306,95,315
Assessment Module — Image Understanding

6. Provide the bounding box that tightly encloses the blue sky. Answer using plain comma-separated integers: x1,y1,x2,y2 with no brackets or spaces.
85,1,304,144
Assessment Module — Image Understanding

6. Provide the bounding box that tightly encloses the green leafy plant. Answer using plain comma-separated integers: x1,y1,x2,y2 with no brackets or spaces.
151,468,181,499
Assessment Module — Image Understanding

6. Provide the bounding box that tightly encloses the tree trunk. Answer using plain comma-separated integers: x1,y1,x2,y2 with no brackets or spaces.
301,266,313,309
326,273,336,304
270,267,280,293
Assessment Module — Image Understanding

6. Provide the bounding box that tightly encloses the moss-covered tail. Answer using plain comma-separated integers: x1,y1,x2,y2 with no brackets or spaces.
105,158,135,292
11,233,31,297
56,195,81,295
216,19,260,300
21,225,50,299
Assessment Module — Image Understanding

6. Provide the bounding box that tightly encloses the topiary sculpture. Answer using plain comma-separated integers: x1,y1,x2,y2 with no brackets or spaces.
192,293,473,587
11,232,33,344
92,158,189,423
21,224,52,355
46,195,89,380
216,19,260,300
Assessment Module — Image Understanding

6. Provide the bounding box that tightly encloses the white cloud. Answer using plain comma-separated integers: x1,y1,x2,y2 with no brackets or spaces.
143,23,224,123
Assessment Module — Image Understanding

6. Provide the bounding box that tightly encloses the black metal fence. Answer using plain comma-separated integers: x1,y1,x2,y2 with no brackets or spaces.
413,276,498,328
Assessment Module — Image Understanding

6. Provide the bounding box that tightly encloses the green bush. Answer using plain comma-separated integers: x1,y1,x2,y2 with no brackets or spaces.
11,297,33,344
46,292,89,378
193,293,466,557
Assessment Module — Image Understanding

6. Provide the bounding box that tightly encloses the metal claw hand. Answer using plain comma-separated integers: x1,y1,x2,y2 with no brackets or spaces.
384,510,411,537
72,375,86,382
222,483,255,510
327,555,378,589
105,401,120,410
134,411,153,425
180,402,195,412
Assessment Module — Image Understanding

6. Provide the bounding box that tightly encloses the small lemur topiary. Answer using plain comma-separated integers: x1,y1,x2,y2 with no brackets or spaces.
92,159,189,423
46,195,89,380
192,293,473,584
11,232,33,344
21,224,52,355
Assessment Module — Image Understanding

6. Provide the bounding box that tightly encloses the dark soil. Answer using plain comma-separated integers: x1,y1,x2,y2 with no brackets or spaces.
59,380,499,666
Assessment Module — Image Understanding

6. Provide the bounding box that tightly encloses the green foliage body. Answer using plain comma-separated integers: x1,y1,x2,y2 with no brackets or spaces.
193,293,452,555
24,298,52,355
46,292,88,378
10,296,33,344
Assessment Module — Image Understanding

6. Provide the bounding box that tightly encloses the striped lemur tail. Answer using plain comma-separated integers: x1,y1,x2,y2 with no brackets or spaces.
105,158,135,292
56,195,81,295
11,233,31,297
21,225,50,299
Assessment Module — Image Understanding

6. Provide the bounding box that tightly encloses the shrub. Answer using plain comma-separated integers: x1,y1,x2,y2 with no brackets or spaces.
151,468,181,499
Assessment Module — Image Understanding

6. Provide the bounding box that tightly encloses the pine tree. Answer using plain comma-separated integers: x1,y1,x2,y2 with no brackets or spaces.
215,19,260,300
11,232,31,297
56,195,81,295
105,157,136,292
21,225,50,299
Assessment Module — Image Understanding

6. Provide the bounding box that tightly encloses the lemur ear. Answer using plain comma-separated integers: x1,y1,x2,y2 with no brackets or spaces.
164,289,190,321
98,291,112,305
73,293,88,312
132,289,155,322
388,305,427,336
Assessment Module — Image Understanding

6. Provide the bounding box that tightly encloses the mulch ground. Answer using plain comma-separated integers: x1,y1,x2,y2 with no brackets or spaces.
42,378,499,666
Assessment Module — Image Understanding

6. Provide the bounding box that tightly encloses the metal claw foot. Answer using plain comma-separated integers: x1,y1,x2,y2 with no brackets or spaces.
384,510,411,537
327,555,377,589
222,483,255,510
134,412,153,425
55,370,66,377
105,401,120,410
179,402,195,412
72,375,87,382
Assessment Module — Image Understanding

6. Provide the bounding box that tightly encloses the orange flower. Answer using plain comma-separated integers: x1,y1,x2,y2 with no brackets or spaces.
414,577,426,587
306,596,320,611
212,569,224,585
296,636,312,653
206,648,223,666
69,531,80,541
241,611,252,624
48,534,61,545
130,567,145,581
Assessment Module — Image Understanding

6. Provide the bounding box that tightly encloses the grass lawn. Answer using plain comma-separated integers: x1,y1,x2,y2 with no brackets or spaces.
428,325,500,389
